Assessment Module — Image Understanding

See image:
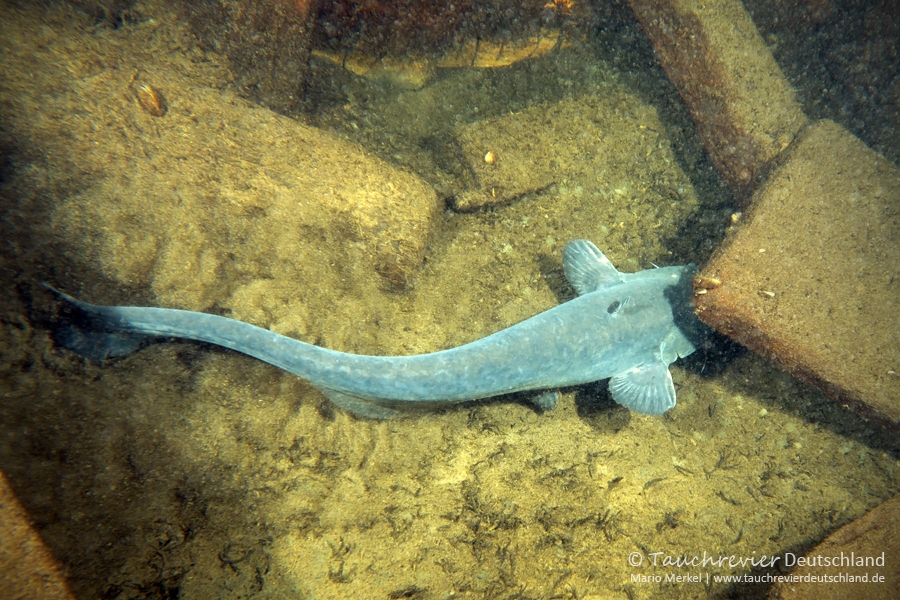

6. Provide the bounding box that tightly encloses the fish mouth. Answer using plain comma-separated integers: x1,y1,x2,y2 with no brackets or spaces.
666,266,713,352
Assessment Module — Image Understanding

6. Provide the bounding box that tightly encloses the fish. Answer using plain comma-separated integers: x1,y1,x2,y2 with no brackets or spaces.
45,240,710,418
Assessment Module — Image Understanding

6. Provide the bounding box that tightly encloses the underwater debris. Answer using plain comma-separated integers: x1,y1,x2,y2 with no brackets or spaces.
135,83,167,117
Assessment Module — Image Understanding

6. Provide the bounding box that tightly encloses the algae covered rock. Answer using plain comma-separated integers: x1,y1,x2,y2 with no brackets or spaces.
0,2,441,355
0,4,440,317
53,85,439,310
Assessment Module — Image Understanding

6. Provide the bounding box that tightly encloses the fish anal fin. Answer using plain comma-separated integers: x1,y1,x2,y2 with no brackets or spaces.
608,362,676,415
56,325,146,364
320,387,399,420
531,390,559,412
562,240,623,295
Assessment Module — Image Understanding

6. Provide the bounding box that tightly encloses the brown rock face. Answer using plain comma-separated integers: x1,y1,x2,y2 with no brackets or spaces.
768,492,900,600
693,120,900,426
0,472,76,600
629,0,808,203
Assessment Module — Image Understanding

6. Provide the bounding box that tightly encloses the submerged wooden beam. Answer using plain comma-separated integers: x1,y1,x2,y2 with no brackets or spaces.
629,0,808,204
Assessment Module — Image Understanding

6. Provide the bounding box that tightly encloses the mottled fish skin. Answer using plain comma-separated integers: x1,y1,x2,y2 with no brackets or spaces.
46,240,710,418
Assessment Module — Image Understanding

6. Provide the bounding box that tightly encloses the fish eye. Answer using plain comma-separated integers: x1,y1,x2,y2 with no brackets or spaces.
607,297,630,315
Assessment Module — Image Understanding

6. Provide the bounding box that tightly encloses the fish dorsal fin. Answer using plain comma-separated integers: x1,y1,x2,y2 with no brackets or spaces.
562,239,623,295
608,362,676,415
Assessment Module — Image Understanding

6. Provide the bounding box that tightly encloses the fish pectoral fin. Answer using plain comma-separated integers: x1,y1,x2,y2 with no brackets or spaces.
608,362,676,415
562,239,623,295
319,387,399,420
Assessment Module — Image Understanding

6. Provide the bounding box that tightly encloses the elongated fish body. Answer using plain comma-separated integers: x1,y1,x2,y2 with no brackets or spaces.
47,240,710,418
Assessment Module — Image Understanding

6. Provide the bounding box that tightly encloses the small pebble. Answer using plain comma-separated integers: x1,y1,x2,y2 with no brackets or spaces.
136,84,168,117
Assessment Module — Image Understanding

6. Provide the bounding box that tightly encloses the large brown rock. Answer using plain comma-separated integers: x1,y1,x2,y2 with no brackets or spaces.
0,1,440,317
0,472,75,600
694,120,900,425
629,0,809,202
768,493,900,600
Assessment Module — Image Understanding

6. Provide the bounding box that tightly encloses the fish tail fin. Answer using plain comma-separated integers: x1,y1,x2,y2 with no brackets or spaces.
43,284,149,364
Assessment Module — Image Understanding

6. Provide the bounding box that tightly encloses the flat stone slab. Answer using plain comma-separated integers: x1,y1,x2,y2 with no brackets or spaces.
452,94,691,213
0,8,440,319
694,120,900,425
768,493,900,599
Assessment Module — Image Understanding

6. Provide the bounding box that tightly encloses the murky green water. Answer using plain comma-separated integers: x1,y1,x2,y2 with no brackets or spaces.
1,2,897,599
